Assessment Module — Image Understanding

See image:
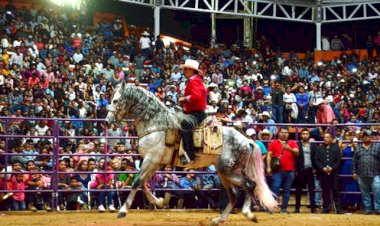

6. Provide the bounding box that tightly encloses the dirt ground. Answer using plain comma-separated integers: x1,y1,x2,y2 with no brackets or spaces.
1,209,379,226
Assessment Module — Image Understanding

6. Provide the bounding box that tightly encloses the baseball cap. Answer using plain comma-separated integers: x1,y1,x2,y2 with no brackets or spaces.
362,130,372,136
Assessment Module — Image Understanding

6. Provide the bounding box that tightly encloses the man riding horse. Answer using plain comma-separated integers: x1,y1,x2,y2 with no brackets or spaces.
178,59,207,164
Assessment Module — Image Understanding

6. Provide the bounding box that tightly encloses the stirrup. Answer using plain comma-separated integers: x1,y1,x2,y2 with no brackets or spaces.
180,152,191,164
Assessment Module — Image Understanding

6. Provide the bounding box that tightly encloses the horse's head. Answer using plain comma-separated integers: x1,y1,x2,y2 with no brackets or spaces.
106,81,126,126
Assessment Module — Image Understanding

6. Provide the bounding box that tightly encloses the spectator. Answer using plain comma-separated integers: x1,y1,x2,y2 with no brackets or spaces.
140,31,151,59
339,131,361,211
246,128,267,157
11,173,26,211
294,129,317,213
178,169,201,209
315,132,345,214
66,176,82,210
266,127,299,214
270,81,285,123
155,165,180,209
261,111,276,135
92,160,115,212
321,35,330,51
352,130,380,215
331,35,344,51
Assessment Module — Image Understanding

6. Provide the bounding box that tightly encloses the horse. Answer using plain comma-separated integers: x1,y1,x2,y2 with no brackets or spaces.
105,81,277,225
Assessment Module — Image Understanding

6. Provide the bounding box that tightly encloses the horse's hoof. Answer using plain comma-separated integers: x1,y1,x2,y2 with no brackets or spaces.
210,218,223,226
156,197,164,208
117,212,127,218
252,215,258,223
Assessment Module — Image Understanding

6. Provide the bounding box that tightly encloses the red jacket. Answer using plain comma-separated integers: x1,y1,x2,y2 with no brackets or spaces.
183,75,207,113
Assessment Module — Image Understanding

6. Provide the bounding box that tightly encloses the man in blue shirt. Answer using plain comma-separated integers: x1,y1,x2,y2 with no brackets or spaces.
178,170,201,208
97,93,109,110
296,86,310,123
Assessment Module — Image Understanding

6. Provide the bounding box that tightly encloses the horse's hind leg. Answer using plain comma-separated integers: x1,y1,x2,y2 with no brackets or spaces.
211,175,239,226
242,194,258,223
117,158,160,218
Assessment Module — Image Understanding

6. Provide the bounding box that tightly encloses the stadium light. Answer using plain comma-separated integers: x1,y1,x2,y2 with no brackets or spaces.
51,0,81,9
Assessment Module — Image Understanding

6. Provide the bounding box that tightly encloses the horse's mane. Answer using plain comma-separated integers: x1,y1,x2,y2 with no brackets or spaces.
119,85,196,130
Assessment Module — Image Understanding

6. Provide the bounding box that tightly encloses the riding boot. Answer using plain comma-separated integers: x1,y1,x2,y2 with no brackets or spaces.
177,198,184,209
163,192,171,208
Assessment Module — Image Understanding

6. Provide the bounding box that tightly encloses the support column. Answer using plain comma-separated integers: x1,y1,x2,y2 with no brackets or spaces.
210,0,216,48
211,13,216,48
315,0,322,50
316,22,322,50
154,6,161,38
243,17,253,48
243,0,253,48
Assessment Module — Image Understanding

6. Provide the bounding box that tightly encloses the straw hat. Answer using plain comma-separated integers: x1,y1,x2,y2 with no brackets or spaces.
179,59,200,72
314,98,325,106
262,111,271,118
141,31,149,36
258,129,273,140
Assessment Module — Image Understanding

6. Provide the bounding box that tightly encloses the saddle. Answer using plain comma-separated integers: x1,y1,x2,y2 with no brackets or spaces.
165,117,224,156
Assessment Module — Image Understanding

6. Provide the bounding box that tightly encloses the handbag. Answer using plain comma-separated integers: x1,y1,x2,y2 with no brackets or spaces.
285,103,292,110
270,146,285,172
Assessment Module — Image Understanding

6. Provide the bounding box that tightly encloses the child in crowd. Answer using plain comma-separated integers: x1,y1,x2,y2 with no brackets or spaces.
66,176,82,210
11,174,26,210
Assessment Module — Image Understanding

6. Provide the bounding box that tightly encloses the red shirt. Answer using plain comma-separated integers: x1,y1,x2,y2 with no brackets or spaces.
183,75,207,113
268,139,298,171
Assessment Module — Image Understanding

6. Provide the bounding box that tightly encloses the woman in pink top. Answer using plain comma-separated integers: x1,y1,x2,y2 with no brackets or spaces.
92,160,115,211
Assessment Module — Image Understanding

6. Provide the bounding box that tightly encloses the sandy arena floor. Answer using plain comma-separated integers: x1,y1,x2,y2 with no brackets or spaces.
1,209,379,226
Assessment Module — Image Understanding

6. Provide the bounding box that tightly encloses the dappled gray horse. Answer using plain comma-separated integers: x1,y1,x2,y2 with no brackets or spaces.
105,81,276,225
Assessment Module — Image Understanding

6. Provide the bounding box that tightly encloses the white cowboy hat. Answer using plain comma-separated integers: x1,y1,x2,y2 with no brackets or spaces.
262,111,271,118
246,128,256,136
179,59,200,72
141,31,149,36
314,98,325,106
208,83,218,88
258,129,273,140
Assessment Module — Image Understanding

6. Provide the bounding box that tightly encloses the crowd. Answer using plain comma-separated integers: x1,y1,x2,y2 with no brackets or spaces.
0,3,379,214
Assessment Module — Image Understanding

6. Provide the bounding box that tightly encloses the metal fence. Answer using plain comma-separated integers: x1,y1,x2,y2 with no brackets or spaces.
0,117,373,211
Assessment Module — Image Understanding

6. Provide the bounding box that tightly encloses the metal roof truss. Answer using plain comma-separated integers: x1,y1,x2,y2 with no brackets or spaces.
118,0,380,23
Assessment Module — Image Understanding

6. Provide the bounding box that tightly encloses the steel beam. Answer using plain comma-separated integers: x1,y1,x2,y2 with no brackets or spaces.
119,0,380,23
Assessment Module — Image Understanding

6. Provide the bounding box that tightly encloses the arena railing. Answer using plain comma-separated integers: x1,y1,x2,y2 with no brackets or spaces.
0,117,375,211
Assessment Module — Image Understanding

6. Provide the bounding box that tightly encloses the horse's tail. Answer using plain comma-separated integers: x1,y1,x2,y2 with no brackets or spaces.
245,142,277,211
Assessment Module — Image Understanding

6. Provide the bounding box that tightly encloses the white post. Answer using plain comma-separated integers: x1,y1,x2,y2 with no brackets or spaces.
315,0,322,51
211,13,216,48
154,6,160,38
316,22,322,50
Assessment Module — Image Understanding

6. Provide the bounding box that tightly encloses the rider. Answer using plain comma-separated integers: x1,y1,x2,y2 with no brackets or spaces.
178,59,207,164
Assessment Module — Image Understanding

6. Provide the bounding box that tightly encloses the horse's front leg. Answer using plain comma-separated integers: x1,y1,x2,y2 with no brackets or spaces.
117,158,160,218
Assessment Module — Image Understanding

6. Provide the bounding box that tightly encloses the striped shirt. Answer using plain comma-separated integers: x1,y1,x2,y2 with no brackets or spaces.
352,143,380,177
